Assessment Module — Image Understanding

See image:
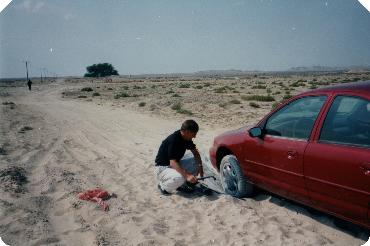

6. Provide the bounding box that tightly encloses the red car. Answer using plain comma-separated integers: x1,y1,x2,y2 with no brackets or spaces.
209,80,370,229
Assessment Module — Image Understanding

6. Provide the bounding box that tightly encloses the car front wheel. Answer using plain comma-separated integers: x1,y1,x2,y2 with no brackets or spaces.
220,155,254,198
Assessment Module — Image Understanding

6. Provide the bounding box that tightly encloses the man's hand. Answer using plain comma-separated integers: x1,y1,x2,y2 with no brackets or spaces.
186,174,198,184
198,165,204,178
191,148,203,177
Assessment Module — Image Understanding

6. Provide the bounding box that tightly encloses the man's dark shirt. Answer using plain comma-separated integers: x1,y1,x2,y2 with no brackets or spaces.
155,130,196,166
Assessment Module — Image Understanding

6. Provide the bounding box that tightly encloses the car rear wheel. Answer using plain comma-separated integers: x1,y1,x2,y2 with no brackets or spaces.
220,155,254,198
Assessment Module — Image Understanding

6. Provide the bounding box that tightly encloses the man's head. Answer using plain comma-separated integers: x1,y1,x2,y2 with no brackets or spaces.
180,119,199,141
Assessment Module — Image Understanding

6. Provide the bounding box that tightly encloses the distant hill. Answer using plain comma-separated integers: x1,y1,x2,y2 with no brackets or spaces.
194,69,259,76
288,65,370,72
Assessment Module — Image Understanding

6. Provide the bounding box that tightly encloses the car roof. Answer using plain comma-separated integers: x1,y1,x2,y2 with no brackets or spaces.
306,80,370,94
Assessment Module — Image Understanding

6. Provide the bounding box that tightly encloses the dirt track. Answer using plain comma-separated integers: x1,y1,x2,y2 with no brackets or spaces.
0,80,368,246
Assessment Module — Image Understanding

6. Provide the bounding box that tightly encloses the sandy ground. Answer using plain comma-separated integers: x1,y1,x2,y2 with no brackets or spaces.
0,79,369,245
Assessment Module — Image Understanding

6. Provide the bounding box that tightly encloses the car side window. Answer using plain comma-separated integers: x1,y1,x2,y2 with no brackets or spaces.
319,96,370,148
264,96,327,140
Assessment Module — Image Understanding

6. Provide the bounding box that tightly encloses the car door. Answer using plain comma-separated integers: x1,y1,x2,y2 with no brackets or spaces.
304,94,370,225
244,95,327,203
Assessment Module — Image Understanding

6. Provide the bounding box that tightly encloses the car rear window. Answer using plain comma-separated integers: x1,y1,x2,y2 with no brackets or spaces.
319,95,370,148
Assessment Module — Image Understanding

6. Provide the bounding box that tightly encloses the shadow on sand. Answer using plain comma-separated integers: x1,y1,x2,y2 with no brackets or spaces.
253,188,369,240
181,154,369,240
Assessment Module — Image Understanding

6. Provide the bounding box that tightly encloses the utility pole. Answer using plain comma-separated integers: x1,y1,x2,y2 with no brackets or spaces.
22,60,30,81
43,68,47,81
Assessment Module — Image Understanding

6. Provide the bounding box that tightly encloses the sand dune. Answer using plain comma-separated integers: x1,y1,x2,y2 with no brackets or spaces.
0,80,368,245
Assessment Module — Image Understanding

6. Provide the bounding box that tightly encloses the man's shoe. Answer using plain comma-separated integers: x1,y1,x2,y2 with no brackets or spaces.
176,183,195,193
158,184,171,196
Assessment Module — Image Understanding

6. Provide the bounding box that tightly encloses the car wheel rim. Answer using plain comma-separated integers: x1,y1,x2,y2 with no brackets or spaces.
222,163,238,193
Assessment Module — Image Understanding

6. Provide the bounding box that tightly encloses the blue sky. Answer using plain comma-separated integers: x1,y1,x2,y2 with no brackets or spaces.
0,0,370,78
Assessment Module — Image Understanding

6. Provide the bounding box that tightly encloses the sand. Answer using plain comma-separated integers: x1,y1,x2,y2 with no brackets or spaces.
0,78,369,245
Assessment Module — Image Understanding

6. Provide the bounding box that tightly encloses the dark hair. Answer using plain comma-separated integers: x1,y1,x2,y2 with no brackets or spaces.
181,119,199,133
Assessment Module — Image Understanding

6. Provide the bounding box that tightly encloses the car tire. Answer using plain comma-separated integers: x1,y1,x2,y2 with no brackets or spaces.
220,155,254,198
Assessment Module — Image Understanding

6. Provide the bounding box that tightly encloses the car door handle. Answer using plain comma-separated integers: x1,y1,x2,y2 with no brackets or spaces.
359,163,370,176
287,150,298,160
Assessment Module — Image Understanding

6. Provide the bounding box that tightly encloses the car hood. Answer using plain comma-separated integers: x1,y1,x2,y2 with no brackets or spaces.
214,125,252,144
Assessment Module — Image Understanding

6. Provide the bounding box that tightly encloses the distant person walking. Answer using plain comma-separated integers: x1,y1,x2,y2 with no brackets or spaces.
27,79,32,91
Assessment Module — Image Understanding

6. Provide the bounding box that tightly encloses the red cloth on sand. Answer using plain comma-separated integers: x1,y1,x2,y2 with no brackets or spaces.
77,188,110,211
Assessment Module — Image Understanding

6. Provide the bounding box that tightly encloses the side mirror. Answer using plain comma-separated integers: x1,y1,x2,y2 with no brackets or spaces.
249,127,262,138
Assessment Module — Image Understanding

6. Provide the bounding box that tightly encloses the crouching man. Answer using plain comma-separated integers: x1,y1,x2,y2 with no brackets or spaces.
155,119,204,195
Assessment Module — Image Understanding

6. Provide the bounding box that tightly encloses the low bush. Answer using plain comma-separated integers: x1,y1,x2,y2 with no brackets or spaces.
171,102,182,110
249,102,260,108
179,83,190,88
241,95,275,102
114,92,129,99
229,99,241,104
171,102,192,115
251,85,266,89
81,87,93,92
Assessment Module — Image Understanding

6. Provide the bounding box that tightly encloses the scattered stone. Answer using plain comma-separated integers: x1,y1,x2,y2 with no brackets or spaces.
0,147,6,155
2,101,15,105
18,126,33,133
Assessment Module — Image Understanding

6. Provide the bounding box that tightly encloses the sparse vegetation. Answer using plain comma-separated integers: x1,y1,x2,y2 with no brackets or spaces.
114,92,129,99
60,72,370,129
171,102,182,111
251,85,266,89
177,109,193,115
272,101,282,109
229,99,241,104
219,102,228,108
249,102,260,108
241,95,275,102
81,87,93,92
291,81,305,87
283,94,292,100
133,85,145,89
92,92,101,96
214,86,232,93
171,102,192,115
179,83,190,88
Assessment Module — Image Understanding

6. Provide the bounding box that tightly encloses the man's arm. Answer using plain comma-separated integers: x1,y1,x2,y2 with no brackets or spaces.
170,159,197,183
191,148,204,177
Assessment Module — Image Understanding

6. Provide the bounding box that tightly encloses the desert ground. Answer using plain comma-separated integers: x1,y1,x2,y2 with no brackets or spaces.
1,72,370,245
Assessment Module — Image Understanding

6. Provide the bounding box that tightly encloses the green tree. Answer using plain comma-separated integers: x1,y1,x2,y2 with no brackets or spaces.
84,63,119,77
